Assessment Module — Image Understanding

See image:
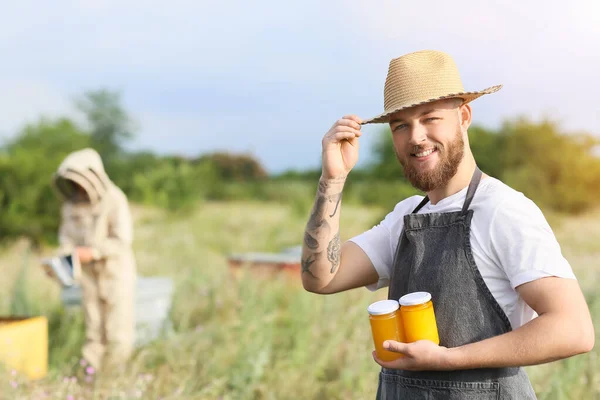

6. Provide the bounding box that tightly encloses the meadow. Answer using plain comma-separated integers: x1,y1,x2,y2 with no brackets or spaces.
0,199,598,399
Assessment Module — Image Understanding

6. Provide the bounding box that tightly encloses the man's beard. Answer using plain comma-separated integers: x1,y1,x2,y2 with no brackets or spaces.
397,127,465,192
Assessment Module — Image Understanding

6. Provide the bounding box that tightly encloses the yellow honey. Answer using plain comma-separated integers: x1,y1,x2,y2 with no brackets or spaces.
368,300,405,361
399,292,439,345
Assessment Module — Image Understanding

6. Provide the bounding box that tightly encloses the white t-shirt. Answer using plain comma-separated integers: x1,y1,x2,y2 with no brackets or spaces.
349,176,576,329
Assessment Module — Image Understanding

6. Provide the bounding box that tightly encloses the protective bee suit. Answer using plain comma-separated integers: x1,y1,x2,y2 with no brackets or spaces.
53,148,136,371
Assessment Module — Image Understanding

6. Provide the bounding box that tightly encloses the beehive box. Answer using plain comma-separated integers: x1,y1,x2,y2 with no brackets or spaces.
61,276,174,347
228,246,302,281
0,316,48,379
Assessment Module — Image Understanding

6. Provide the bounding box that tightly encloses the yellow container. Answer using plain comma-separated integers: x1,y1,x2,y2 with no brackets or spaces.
399,292,439,345
0,316,48,380
368,300,405,362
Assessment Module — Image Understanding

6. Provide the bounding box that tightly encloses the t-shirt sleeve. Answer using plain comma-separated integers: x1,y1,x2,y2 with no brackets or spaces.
349,221,393,291
489,194,576,289
348,198,420,292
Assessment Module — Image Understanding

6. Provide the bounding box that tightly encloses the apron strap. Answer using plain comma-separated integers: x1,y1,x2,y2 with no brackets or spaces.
410,166,483,214
461,166,482,215
412,195,430,214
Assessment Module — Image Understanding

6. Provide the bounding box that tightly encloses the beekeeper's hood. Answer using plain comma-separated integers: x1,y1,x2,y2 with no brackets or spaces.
52,148,111,204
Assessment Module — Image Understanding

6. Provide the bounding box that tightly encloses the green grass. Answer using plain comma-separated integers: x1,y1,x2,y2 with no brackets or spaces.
0,201,598,399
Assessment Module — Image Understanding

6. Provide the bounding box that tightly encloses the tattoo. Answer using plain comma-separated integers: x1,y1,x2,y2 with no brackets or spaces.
304,231,319,250
307,195,328,232
328,192,342,218
318,177,346,194
301,253,318,278
327,232,341,273
318,179,329,194
303,178,344,277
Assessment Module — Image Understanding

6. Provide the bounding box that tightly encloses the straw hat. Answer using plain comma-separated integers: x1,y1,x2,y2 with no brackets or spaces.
362,50,502,124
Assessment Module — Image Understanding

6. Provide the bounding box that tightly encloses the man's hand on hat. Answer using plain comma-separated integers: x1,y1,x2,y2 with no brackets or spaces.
372,339,455,371
321,115,363,180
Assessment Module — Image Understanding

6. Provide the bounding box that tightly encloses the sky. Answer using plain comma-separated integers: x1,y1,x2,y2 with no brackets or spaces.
1,0,599,173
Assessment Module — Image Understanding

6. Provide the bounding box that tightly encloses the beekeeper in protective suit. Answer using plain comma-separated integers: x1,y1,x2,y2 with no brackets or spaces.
52,148,136,372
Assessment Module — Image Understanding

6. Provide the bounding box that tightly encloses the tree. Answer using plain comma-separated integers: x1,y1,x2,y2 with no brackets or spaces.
196,152,268,181
369,126,407,181
499,118,600,213
468,125,505,178
75,89,136,165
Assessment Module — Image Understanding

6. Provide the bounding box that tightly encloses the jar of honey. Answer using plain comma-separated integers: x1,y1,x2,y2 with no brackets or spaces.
368,299,405,361
399,292,439,345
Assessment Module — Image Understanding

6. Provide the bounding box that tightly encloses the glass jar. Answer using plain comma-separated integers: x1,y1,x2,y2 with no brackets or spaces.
368,299,405,361
399,292,439,345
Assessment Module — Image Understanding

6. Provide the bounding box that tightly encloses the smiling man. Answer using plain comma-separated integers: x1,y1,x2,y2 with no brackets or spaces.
300,50,594,399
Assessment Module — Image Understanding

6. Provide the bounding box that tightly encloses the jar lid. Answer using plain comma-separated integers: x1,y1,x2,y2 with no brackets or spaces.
367,300,399,315
399,291,432,306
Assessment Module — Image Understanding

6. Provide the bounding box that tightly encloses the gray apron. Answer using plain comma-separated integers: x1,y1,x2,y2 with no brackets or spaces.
376,168,537,399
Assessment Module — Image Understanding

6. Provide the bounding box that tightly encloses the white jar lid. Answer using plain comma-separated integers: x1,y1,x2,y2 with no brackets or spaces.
367,299,399,315
399,291,432,306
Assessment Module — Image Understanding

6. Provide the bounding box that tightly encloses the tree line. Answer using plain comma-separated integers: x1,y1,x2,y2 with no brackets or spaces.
1,89,599,245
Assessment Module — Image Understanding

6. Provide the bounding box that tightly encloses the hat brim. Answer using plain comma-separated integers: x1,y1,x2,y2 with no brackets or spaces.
361,84,503,125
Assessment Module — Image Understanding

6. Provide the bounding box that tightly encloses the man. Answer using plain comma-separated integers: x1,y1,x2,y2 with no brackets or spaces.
301,50,594,399
52,148,136,373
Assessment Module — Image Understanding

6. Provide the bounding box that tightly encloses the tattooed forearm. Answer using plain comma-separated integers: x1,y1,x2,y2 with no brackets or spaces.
301,253,318,278
327,232,341,273
301,177,345,286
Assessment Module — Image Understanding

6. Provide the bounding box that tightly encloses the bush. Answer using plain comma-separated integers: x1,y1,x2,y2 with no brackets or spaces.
0,118,91,245
499,118,600,214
